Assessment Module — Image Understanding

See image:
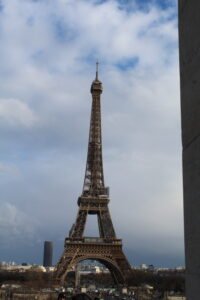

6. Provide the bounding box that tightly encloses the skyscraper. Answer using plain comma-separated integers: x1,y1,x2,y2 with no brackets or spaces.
43,241,53,267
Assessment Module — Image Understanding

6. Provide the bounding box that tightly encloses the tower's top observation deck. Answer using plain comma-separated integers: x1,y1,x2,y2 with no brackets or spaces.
90,62,103,94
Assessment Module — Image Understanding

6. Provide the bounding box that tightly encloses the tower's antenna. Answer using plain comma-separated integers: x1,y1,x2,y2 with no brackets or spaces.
96,61,99,80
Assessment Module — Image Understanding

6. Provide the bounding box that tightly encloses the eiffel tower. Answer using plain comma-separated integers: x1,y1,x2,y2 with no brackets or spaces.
55,63,132,285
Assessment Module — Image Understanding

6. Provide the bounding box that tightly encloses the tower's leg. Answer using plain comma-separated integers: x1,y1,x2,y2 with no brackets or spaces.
99,209,116,238
71,210,87,238
75,264,81,288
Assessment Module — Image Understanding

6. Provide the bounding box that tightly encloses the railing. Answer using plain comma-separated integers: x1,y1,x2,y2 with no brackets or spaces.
65,237,122,245
84,237,104,243
82,186,110,197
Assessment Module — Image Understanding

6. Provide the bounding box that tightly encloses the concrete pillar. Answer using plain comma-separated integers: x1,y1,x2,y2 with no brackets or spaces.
179,1,200,299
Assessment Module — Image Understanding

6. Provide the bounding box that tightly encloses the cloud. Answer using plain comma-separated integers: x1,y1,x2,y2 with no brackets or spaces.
0,163,20,179
0,98,37,128
0,202,38,247
0,0,183,267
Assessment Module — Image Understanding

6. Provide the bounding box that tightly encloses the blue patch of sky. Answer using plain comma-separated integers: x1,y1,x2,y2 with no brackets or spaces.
31,49,45,62
92,0,177,12
26,16,35,27
138,16,176,37
31,0,41,2
79,50,100,66
52,18,77,43
115,57,139,71
0,0,4,12
134,0,177,10
90,0,108,4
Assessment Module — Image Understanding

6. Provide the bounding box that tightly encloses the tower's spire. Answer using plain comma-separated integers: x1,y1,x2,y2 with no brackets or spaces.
83,62,104,196
90,61,102,94
96,61,99,80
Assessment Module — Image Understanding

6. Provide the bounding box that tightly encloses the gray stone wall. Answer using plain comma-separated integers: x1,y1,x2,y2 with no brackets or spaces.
179,1,200,299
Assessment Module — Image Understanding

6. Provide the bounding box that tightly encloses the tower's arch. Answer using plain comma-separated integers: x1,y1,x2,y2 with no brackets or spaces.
61,255,125,285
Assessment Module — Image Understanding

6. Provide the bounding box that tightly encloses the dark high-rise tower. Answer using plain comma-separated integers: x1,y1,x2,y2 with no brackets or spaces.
55,64,131,284
43,241,53,267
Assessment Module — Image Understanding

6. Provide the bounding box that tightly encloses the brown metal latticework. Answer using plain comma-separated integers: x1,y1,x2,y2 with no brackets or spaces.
55,64,132,285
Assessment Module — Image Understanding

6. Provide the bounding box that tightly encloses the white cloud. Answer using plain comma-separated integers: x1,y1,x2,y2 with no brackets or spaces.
0,98,37,128
0,202,39,248
0,162,20,177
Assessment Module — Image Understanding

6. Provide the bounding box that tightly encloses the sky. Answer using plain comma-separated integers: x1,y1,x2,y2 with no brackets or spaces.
0,0,184,268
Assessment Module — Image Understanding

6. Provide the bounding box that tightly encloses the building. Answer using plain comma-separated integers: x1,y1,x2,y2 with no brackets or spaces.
43,241,53,267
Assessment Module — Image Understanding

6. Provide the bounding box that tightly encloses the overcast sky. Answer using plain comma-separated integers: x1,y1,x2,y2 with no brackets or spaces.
0,0,184,268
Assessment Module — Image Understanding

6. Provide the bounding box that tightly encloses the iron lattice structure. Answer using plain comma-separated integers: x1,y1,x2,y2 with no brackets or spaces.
55,65,132,285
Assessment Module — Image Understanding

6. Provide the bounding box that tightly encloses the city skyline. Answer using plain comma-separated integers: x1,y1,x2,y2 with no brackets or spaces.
0,0,184,267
